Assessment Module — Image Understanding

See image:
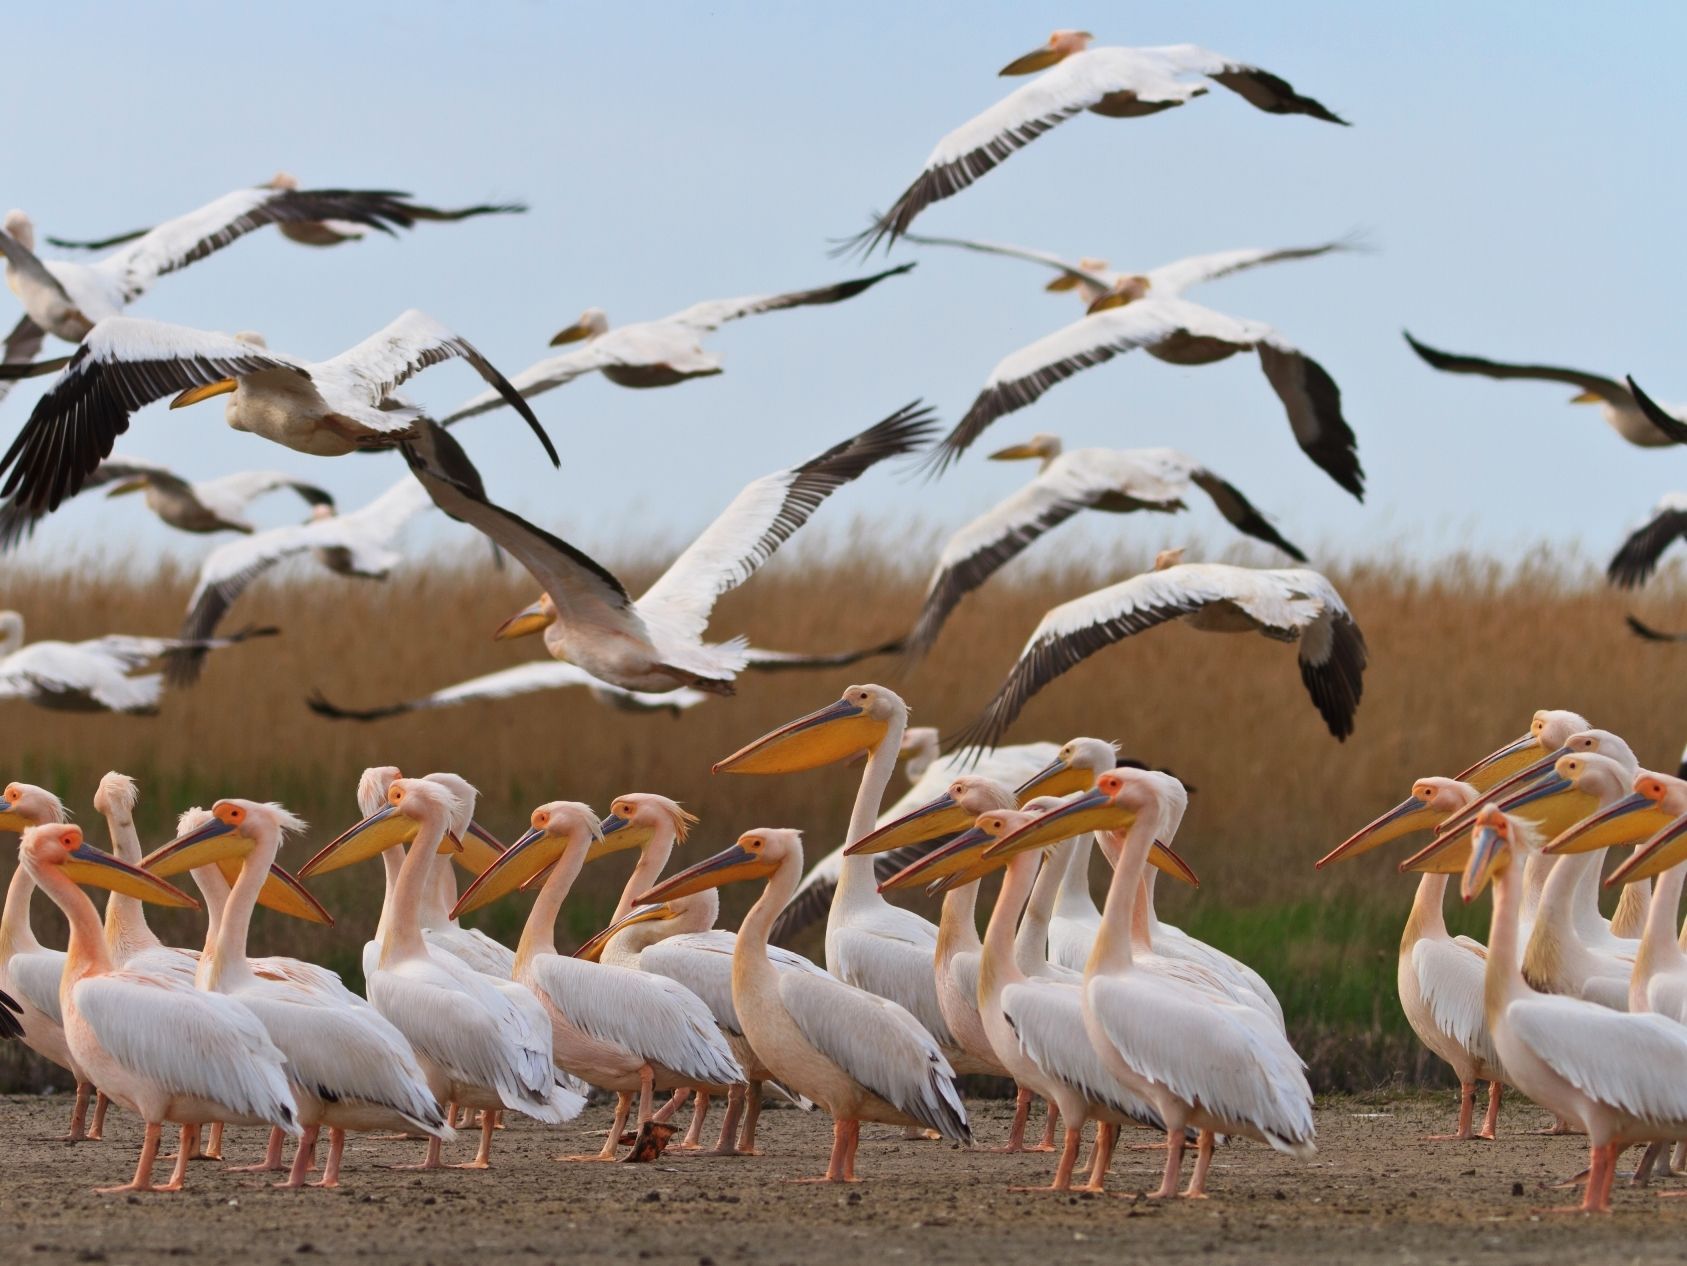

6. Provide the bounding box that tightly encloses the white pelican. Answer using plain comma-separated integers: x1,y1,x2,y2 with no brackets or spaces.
957,552,1366,751
1434,806,1687,1213
20,821,298,1193
636,827,970,1180
993,769,1316,1198
925,289,1362,496
415,773,517,979
404,406,932,695
167,477,433,685
848,30,1344,253
1404,333,1687,448
0,456,333,551
1607,493,1687,590
92,773,197,982
0,783,94,1138
0,609,274,714
44,173,524,253
301,778,581,1168
1319,776,1506,1140
442,263,914,420
0,310,556,523
145,799,450,1188
905,434,1306,658
450,800,743,1160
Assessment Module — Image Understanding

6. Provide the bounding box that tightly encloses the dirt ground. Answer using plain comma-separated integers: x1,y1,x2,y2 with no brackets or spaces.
4,1091,1687,1266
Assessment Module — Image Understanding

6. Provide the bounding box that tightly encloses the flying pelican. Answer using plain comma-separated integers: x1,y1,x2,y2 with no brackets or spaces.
165,477,433,685
403,405,933,695
904,435,1306,658
1427,806,1687,1213
955,552,1367,751
43,172,524,253
991,769,1316,1198
846,30,1344,254
0,309,556,523
20,821,298,1193
1607,493,1687,590
0,609,275,714
1319,776,1507,1140
636,827,970,1180
1403,333,1687,448
0,456,333,552
144,799,450,1188
450,799,743,1160
301,777,582,1168
441,263,914,421
925,284,1363,496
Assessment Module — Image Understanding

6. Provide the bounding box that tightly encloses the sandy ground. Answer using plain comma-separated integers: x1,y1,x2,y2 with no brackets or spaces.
4,1091,1687,1265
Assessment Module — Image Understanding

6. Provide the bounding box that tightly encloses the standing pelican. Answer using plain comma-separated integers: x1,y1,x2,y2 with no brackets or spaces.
637,828,970,1181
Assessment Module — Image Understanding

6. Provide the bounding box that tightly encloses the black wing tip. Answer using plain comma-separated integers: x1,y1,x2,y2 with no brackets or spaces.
162,646,209,689
1625,375,1687,445
1624,614,1678,641
305,688,406,722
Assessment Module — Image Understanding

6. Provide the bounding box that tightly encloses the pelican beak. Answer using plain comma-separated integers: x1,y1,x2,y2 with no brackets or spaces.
549,320,595,346
998,44,1067,75
1609,815,1687,886
845,793,968,856
1316,795,1444,868
1043,274,1081,293
1149,841,1201,888
1461,823,1510,901
1544,791,1671,855
574,902,677,962
1454,733,1553,791
62,844,199,908
494,598,553,641
587,812,653,862
455,820,507,877
713,697,887,775
170,378,238,409
1569,390,1601,404
249,862,334,925
987,442,1044,461
104,477,149,498
983,789,1133,860
142,815,245,877
452,825,563,917
634,843,778,903
1014,756,1095,802
1429,747,1572,845
880,824,999,892
298,806,456,879
0,807,31,833
1496,767,1598,839
1085,290,1132,315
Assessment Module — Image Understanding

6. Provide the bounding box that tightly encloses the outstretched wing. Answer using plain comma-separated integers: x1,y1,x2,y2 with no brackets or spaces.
307,660,703,721
660,262,915,330
1142,45,1347,123
1286,570,1366,741
441,343,608,424
899,231,1113,291
1607,492,1687,589
1402,332,1629,405
1147,238,1357,297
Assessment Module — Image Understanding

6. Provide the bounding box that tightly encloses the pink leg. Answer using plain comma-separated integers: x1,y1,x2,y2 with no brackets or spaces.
1150,1128,1187,1199
706,1085,747,1156
229,1126,287,1172
1477,1081,1502,1140
1076,1122,1118,1193
1536,1142,1615,1214
89,1091,109,1141
564,1091,632,1161
203,1121,224,1161
997,1086,1033,1153
451,1112,496,1169
738,1080,764,1155
1010,1125,1084,1192
392,1134,444,1170
62,1081,92,1142
310,1128,346,1188
1181,1129,1215,1198
651,1083,687,1125
1035,1100,1060,1152
159,1125,194,1191
785,1118,861,1183
1425,1081,1477,1141
276,1125,320,1189
95,1120,164,1194
680,1091,710,1149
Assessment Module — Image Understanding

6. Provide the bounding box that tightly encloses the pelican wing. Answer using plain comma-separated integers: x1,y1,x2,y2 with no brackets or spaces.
635,403,937,649
742,640,906,672
1412,939,1502,1072
1251,329,1364,500
1140,44,1346,123
308,660,701,722
195,469,336,511
0,318,307,517
1147,239,1355,297
74,972,297,1129
1625,377,1687,444
0,642,161,714
1285,569,1367,741
1607,493,1687,590
441,345,608,424
777,969,969,1141
0,232,82,334
1187,467,1307,560
899,232,1113,291
1403,332,1627,403
1505,995,1687,1124
828,921,953,1047
0,315,47,408
0,455,184,551
9,948,66,1025
640,933,742,1033
660,262,915,331
1002,980,1162,1125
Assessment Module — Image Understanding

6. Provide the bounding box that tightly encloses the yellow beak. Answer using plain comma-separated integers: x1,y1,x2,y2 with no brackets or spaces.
249,862,334,924
634,843,779,903
298,805,459,879
452,825,565,917
1316,795,1445,868
1609,815,1687,886
62,843,199,908
1043,274,1081,293
1453,733,1555,792
104,477,150,498
1086,291,1132,315
170,378,239,409
979,790,1199,887
587,811,654,862
455,820,507,877
713,697,889,776
987,442,1045,461
1544,791,1674,856
845,792,971,856
574,902,677,962
1569,390,1602,404
1427,746,1573,847
549,321,595,346
1460,824,1511,900
494,598,553,642
998,45,1067,75
0,807,31,833
142,816,246,877
879,823,1001,892
1014,756,1096,802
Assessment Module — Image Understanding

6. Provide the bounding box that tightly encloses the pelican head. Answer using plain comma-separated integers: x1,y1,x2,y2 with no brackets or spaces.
494,592,558,642
1087,274,1152,315
3,210,34,252
301,777,461,878
357,765,403,817
982,767,1197,881
1016,736,1119,801
452,800,600,916
93,771,140,820
713,684,905,776
898,726,942,780
634,828,801,904
143,799,307,876
22,823,197,908
575,901,682,962
1317,776,1475,869
987,433,1062,463
1461,806,1531,901
266,171,300,191
0,781,67,833
550,308,610,346
0,610,24,657
595,792,698,860
847,774,1015,857
999,29,1094,76
1454,708,1590,790
1547,766,1687,858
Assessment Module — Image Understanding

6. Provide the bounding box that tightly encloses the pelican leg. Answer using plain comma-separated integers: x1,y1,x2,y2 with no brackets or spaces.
160,1125,194,1192
203,1121,224,1160
994,1087,1034,1153
1180,1129,1215,1198
1633,1141,1667,1187
89,1090,109,1140
564,1091,633,1161
451,1112,496,1169
95,1120,165,1194
679,1091,710,1149
1424,1081,1477,1140
1035,1100,1060,1152
393,1135,444,1170
785,1118,861,1183
1477,1081,1502,1141
705,1085,747,1156
62,1081,92,1142
1076,1122,1118,1193
1009,1125,1084,1192
638,1066,656,1124
1149,1128,1188,1199
276,1125,320,1189
228,1126,287,1172
309,1128,347,1189
737,1079,764,1155
1536,1142,1616,1214
651,1084,688,1125
1673,1141,1687,1174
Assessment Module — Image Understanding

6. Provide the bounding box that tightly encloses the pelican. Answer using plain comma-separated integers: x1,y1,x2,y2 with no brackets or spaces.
415,773,517,979
1319,776,1506,1140
92,774,197,983
956,552,1366,751
441,263,913,420
1404,333,1687,448
0,456,333,551
1429,806,1687,1213
450,800,743,1161
991,769,1316,1198
0,609,274,714
20,821,298,1193
166,477,434,685
924,288,1362,496
43,173,524,253
0,309,556,523
144,799,449,1188
301,778,581,1168
636,827,970,1181
1607,493,1687,590
404,405,932,695
847,30,1344,253
904,434,1306,658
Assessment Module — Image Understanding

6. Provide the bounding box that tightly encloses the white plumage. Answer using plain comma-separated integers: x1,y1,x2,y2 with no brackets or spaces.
309,660,712,722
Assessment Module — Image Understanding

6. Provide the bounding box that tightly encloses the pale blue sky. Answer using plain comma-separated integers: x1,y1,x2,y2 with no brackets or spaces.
6,1,1687,576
